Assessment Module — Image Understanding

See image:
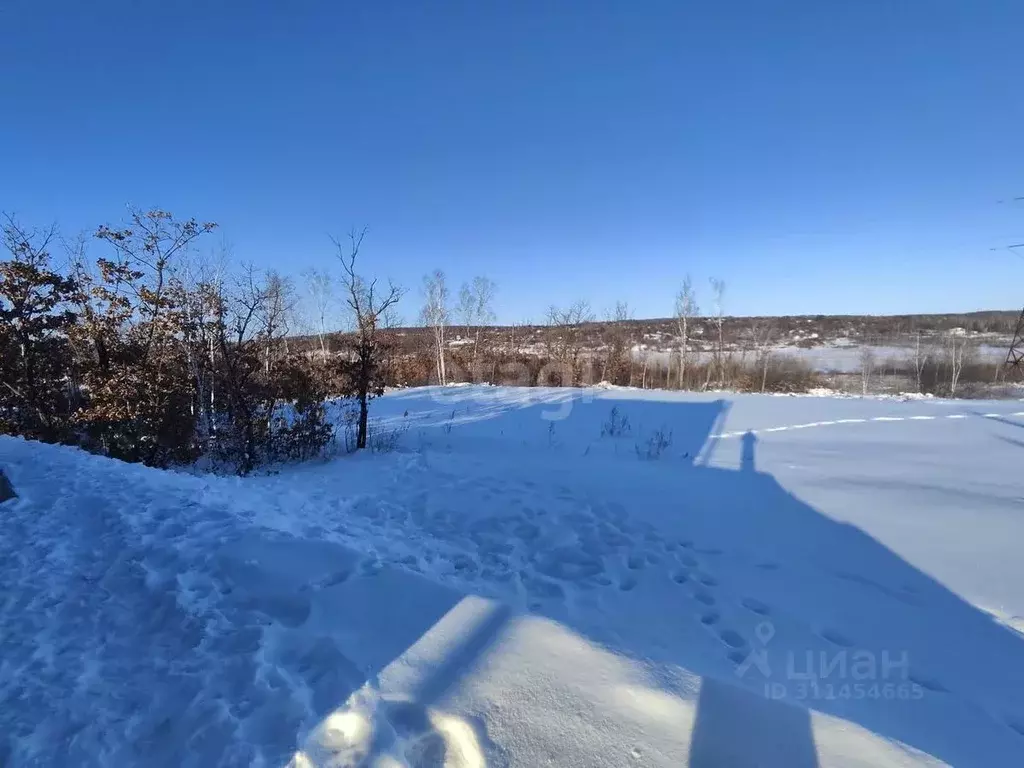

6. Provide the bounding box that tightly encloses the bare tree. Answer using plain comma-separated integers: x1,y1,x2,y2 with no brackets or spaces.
457,276,497,375
546,300,594,386
599,301,633,385
859,346,876,395
420,270,450,385
674,275,698,389
258,270,296,373
174,244,229,443
913,330,929,394
751,321,775,393
333,229,404,450
303,267,333,361
709,278,726,388
947,330,970,396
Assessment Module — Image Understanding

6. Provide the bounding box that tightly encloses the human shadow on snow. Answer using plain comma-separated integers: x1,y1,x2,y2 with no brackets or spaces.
253,391,1024,766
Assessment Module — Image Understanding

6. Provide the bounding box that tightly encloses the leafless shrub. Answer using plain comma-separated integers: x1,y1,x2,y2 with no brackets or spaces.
750,321,775,393
546,300,595,386
368,418,409,453
636,427,673,460
755,357,820,393
600,406,631,438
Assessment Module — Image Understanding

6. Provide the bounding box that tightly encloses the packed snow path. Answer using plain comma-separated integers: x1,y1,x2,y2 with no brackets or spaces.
2,386,1024,766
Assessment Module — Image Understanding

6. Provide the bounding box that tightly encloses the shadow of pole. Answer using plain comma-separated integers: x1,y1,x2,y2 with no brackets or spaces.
690,677,819,767
407,600,513,707
740,430,757,472
694,399,732,467
691,429,817,767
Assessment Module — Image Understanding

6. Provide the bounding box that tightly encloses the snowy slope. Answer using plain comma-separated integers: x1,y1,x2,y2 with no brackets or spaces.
2,386,1024,766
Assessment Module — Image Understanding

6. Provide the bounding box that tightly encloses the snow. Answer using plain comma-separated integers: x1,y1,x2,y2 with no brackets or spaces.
3,386,1024,766
631,343,1009,373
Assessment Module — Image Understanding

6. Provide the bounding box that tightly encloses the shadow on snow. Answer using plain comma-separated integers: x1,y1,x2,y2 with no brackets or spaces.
239,388,1022,766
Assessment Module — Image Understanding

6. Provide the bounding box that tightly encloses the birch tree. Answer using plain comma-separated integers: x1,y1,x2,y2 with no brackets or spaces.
948,331,969,396
913,330,929,394
258,270,295,374
457,276,497,373
674,275,698,389
421,270,450,385
709,277,726,388
303,267,333,361
859,346,876,395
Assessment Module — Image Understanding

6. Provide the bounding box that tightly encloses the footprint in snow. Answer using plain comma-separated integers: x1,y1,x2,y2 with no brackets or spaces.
908,672,947,693
727,649,749,665
643,530,662,546
697,573,718,587
718,629,747,649
700,611,720,626
1005,719,1024,739
671,569,689,584
819,628,854,648
694,589,716,606
740,597,771,616
678,553,699,568
521,574,565,601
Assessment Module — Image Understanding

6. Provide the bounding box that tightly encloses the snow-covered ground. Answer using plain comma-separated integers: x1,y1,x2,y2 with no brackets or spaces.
3,386,1024,766
632,343,1008,373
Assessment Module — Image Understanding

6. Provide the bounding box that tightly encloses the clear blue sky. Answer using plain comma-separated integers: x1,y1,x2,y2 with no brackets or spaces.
2,1,1023,324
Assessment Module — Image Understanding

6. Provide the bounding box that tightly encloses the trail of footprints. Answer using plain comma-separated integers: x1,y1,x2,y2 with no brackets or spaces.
659,537,769,664
336,475,998,732
387,477,788,656
379,476,960,695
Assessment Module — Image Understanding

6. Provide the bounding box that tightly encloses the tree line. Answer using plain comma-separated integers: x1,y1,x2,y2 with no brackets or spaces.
0,209,399,473
5,207,1003,477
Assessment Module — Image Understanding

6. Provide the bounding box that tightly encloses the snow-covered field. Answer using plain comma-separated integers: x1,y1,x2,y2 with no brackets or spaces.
3,386,1024,767
632,343,1009,373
